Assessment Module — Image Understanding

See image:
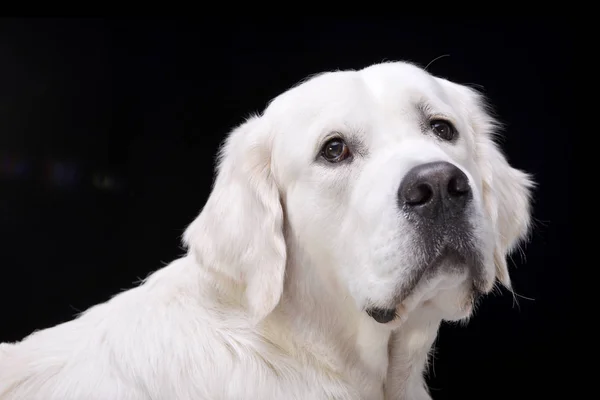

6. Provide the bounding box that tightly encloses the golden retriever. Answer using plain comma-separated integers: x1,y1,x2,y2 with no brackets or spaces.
0,61,533,400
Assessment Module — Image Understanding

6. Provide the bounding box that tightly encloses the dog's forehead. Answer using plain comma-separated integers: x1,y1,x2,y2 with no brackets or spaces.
359,62,449,106
265,62,446,120
264,70,368,121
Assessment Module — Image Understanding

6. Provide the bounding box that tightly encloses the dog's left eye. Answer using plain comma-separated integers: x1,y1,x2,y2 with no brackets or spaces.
430,120,457,141
321,138,350,163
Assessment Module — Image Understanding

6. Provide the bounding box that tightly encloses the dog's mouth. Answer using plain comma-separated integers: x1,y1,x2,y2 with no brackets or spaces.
365,247,484,324
365,307,397,324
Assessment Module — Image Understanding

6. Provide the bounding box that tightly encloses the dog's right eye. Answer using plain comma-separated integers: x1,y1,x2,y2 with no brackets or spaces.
321,138,350,163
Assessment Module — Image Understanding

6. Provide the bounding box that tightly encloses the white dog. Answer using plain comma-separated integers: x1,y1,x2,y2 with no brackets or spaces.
0,61,533,400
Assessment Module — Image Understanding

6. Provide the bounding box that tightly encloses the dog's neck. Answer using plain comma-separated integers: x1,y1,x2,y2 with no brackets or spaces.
260,234,442,399
384,309,441,399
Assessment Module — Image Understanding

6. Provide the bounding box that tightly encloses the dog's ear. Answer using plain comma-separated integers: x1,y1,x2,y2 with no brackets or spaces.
441,80,534,289
183,115,285,322
476,130,534,288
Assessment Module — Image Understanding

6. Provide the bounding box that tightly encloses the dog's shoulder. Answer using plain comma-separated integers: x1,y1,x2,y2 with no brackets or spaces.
0,257,213,399
0,257,358,400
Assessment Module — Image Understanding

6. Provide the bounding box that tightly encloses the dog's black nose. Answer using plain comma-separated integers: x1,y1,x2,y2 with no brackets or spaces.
398,161,471,220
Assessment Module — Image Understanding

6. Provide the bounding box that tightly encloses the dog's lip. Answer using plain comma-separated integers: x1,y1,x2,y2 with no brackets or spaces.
401,247,477,297
365,307,397,324
365,248,481,324
365,303,410,325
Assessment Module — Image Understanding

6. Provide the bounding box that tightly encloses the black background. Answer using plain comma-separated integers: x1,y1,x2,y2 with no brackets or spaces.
0,18,572,399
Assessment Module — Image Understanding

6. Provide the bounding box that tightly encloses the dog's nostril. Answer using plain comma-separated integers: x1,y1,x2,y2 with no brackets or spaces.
447,175,470,197
404,183,434,206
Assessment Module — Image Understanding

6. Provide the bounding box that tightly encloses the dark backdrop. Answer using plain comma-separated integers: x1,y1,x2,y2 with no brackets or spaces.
0,18,572,399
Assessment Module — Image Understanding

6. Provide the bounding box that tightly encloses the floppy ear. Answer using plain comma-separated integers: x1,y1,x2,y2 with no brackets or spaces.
444,81,534,289
477,131,534,288
182,115,286,322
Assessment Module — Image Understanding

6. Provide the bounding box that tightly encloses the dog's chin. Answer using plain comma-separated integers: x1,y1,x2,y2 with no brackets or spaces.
365,248,484,325
427,286,482,322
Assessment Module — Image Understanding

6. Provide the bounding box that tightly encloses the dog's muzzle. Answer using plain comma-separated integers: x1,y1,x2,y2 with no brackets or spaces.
364,162,481,324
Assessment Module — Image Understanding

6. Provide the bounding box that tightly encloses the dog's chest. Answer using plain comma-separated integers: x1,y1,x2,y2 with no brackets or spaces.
197,331,387,400
227,359,385,400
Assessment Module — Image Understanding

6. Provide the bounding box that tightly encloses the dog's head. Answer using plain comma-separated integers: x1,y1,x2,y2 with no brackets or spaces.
184,61,533,324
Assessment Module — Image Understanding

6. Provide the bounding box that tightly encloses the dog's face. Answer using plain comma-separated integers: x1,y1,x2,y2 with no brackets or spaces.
184,62,533,324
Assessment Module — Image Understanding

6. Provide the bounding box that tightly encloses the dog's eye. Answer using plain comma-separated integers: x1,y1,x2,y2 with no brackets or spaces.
430,120,457,141
321,138,350,163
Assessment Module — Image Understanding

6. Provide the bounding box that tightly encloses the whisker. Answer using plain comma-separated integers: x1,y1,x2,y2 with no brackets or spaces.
425,54,451,71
